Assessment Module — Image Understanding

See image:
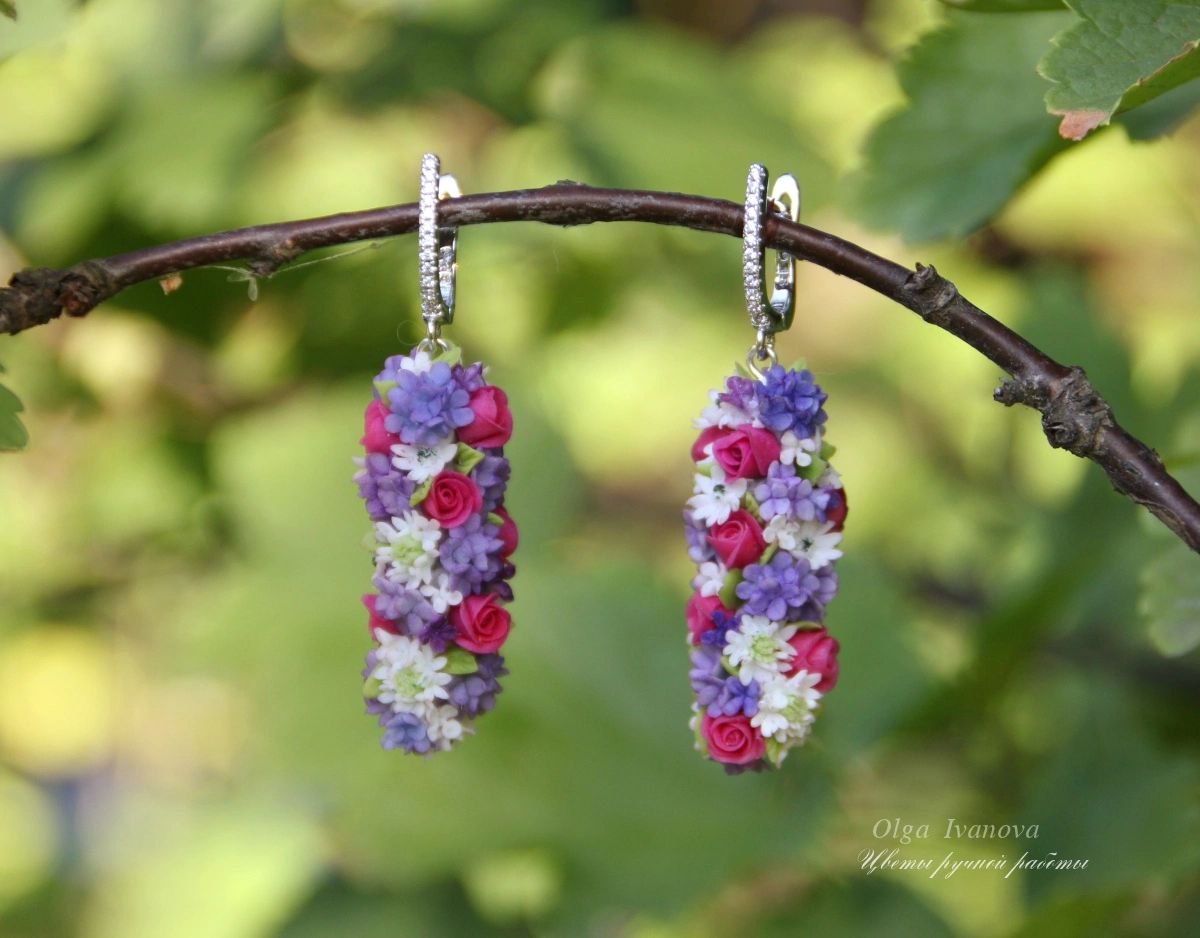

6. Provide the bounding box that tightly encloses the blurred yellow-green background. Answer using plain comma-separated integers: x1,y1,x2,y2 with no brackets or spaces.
2,1,1200,935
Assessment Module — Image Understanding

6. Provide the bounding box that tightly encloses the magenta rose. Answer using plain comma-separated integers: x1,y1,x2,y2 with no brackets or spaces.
710,426,781,481
450,593,512,654
826,487,848,532
686,592,732,645
786,627,840,692
702,713,765,765
362,594,399,637
422,470,483,528
707,509,766,569
494,506,519,558
362,399,400,454
691,427,725,462
458,385,513,448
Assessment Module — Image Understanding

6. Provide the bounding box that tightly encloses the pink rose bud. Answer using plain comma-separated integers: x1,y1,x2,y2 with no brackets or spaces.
786,627,840,692
362,399,400,454
450,593,512,654
691,427,725,462
494,506,519,558
686,592,732,645
826,487,848,532
706,509,766,569
363,594,400,637
422,470,484,528
710,426,781,481
702,712,765,765
458,385,513,448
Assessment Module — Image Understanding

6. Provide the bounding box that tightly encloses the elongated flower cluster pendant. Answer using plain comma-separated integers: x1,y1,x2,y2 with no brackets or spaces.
354,343,517,753
684,363,845,771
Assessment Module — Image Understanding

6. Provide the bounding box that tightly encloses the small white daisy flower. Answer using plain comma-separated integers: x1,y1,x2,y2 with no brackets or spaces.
420,571,464,613
693,388,756,430
391,440,458,483
752,670,822,742
724,615,798,685
371,633,451,709
692,560,728,598
763,518,843,570
779,430,821,468
375,511,442,588
687,466,747,526
397,349,434,375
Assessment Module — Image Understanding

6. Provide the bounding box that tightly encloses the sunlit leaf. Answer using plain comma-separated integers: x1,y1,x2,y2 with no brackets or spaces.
0,2,16,22
1040,0,1200,140
938,0,1063,10
1139,538,1200,656
849,12,1070,240
0,365,28,452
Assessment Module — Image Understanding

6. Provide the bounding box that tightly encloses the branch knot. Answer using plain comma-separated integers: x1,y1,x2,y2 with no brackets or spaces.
901,263,960,326
994,366,1114,458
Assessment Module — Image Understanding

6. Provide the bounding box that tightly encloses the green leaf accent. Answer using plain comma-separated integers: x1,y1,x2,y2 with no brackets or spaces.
455,443,485,474
373,379,396,399
1040,0,1200,140
0,2,16,20
409,478,433,506
760,543,779,565
432,342,463,367
718,571,742,608
786,358,809,372
442,646,478,675
487,512,505,528
362,677,382,699
819,440,837,461
1139,539,1200,656
742,491,762,520
939,0,1064,10
798,457,826,483
849,12,1069,240
764,737,786,768
0,364,28,452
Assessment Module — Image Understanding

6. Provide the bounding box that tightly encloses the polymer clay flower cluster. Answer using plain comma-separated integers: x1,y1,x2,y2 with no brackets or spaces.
354,344,517,753
685,365,845,772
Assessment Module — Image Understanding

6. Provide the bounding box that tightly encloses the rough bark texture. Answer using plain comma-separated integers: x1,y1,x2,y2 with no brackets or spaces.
2,184,1197,552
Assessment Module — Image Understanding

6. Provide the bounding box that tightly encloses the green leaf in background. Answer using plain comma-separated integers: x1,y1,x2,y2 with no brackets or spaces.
1139,538,1200,656
0,365,28,452
849,12,1070,241
0,2,16,21
1040,0,1200,140
939,0,1064,11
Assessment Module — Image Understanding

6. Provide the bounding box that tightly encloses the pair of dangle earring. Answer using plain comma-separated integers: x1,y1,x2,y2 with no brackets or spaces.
684,164,847,773
354,154,518,754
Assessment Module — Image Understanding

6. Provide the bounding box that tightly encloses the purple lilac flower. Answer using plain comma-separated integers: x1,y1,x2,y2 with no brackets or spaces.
798,565,839,621
756,365,827,439
683,508,716,564
363,650,389,717
453,362,487,394
371,576,438,633
418,616,456,654
447,654,508,716
385,361,475,445
373,354,410,389
753,462,830,522
719,375,760,419
689,646,726,709
355,453,415,520
380,711,434,754
710,676,760,718
439,515,504,593
736,551,820,621
699,609,738,649
472,454,510,512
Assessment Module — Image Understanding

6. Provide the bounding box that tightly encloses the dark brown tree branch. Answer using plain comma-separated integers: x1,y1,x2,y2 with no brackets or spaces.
2,184,1198,552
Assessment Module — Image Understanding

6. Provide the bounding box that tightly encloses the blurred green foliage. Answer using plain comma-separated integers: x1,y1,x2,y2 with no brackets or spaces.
1,1,1199,936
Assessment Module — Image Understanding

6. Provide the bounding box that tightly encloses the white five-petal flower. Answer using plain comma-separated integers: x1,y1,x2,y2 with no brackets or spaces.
375,511,442,588
419,570,464,613
763,517,843,570
752,670,822,741
687,466,747,526
424,703,466,748
371,633,452,709
779,430,821,468
692,560,728,598
391,440,458,483
723,615,799,684
396,349,434,375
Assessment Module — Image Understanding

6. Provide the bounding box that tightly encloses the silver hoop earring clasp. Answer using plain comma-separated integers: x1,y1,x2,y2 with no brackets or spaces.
743,163,800,365
418,153,461,344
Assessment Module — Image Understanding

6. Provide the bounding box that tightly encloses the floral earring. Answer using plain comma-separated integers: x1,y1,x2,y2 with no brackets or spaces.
684,164,846,773
354,154,518,754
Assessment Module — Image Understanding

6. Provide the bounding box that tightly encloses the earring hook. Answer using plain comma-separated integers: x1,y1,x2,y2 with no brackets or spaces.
418,153,460,347
743,163,800,378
